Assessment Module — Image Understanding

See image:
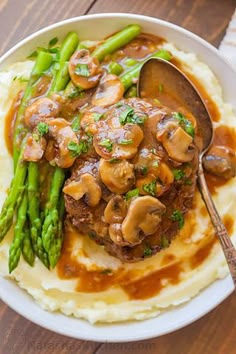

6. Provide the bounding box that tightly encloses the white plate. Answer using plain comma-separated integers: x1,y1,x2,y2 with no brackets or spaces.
0,13,235,342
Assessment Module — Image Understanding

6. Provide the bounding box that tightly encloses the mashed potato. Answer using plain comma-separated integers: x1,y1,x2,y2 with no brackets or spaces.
0,44,236,324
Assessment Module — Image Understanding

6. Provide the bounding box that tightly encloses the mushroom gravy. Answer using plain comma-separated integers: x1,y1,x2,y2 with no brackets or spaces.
4,33,236,300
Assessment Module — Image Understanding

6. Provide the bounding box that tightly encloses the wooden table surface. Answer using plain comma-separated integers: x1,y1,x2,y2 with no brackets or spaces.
0,1,236,353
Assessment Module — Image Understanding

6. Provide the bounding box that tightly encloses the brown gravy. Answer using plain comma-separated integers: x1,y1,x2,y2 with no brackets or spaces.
56,222,228,299
205,125,236,193
4,91,23,156
3,33,236,300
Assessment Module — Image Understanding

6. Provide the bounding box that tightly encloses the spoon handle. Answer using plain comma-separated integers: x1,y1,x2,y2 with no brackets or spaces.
198,159,236,290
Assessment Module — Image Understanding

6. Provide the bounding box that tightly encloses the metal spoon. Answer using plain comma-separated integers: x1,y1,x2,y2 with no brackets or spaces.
138,57,236,289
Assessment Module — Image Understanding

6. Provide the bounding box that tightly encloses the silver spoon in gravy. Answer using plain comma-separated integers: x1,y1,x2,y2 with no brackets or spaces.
138,57,236,290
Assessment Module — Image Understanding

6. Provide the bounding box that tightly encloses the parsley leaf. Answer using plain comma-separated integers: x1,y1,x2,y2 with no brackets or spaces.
185,179,192,186
144,247,152,257
75,63,90,77
48,37,58,47
119,104,147,125
119,139,133,145
140,166,148,176
71,115,81,132
68,87,84,99
171,209,184,229
92,113,103,122
161,235,169,248
173,112,195,138
125,188,139,200
37,122,49,136
99,139,113,152
68,139,90,157
119,105,134,124
100,269,112,275
173,169,185,181
109,158,120,164
143,180,156,196
158,83,164,93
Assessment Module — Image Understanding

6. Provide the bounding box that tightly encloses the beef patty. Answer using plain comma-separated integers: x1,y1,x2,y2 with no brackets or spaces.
64,98,199,262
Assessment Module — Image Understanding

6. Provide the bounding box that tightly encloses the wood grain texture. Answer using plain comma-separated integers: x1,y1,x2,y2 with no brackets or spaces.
89,0,236,46
0,1,236,354
0,0,95,55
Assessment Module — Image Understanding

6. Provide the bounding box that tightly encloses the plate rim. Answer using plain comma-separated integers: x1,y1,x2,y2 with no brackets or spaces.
0,12,234,342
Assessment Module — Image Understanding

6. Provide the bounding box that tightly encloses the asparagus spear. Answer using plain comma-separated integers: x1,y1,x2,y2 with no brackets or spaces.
28,161,49,268
0,153,27,242
27,32,79,268
0,52,54,244
120,49,172,91
92,24,141,62
9,189,28,273
13,51,54,167
42,167,65,265
21,226,35,267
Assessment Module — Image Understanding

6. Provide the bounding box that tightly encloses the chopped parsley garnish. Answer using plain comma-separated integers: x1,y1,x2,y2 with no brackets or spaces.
161,236,169,248
75,63,90,77
152,160,159,167
143,180,156,196
68,87,84,99
88,231,96,239
92,113,103,122
119,105,134,124
158,83,164,93
37,122,49,136
185,179,192,186
101,269,112,275
68,139,90,157
71,115,81,132
48,37,58,47
151,148,157,155
144,247,152,257
28,50,38,58
171,209,184,229
119,139,133,145
140,166,148,176
109,158,120,164
173,112,195,138
99,138,113,152
119,104,147,125
32,133,39,142
173,169,185,181
125,188,139,200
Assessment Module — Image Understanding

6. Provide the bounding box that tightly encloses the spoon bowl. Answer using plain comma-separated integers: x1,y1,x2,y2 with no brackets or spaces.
138,57,236,290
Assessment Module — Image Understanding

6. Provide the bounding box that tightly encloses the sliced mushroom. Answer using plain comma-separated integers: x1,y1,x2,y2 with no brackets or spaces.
93,123,144,160
203,145,236,179
63,173,102,207
104,195,127,224
109,223,125,245
121,196,166,244
23,134,47,162
46,118,79,168
157,126,194,162
99,158,135,194
159,163,174,185
92,74,124,107
68,49,101,89
24,97,61,128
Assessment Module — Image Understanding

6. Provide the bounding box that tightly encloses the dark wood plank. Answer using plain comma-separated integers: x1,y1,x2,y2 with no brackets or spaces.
0,301,100,354
95,294,236,354
89,0,236,46
0,1,236,354
0,0,95,55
